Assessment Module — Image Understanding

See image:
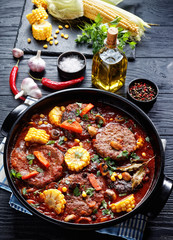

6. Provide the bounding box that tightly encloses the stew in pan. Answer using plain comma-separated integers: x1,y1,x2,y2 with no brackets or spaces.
9,102,155,224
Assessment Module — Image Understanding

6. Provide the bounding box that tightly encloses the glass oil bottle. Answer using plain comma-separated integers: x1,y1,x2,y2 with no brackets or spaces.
92,27,128,92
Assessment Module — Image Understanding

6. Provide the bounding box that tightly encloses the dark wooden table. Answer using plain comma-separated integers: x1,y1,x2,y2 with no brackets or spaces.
0,0,173,239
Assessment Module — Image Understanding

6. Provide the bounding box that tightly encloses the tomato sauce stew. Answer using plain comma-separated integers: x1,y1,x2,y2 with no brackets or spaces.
9,102,155,224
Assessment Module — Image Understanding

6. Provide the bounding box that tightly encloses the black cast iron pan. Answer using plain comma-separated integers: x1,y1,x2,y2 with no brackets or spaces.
1,88,173,230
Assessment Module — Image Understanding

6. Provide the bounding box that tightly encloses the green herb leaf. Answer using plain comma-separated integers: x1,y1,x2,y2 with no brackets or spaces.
48,151,51,157
131,152,140,160
102,209,114,218
58,136,65,145
86,187,95,197
67,119,76,124
30,203,40,208
36,167,44,173
101,200,107,209
22,187,27,195
73,186,81,197
26,154,35,161
76,109,82,116
91,154,100,163
93,209,98,214
75,151,83,159
10,169,22,179
82,114,89,120
145,136,150,142
47,140,55,145
117,150,129,159
119,193,127,197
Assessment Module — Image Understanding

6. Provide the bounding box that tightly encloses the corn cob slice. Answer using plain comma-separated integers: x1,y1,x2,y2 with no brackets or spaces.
32,0,48,10
48,106,64,126
24,127,50,144
32,20,52,40
40,189,66,214
83,0,150,40
26,7,48,25
65,146,90,171
110,194,136,213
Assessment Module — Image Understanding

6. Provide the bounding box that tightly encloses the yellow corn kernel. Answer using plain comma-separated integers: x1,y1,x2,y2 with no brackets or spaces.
24,127,50,144
47,37,51,42
48,106,63,126
82,191,87,198
55,29,59,34
44,121,48,125
74,139,80,143
49,40,53,45
110,118,113,121
27,38,31,43
64,34,69,39
64,137,68,142
32,20,52,41
54,34,57,39
65,146,90,172
61,33,64,38
40,114,45,118
26,7,48,25
110,194,136,213
43,44,48,49
40,189,66,214
134,136,144,150
142,152,146,157
32,0,48,9
111,172,117,181
65,24,69,29
38,121,43,125
58,25,63,30
83,0,139,36
118,174,122,180
62,187,67,193
54,40,59,45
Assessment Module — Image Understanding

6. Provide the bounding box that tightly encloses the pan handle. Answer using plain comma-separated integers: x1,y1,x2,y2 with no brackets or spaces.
1,97,37,137
146,175,173,218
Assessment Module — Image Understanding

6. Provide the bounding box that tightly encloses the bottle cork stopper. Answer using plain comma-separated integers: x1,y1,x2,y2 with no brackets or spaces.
106,27,118,46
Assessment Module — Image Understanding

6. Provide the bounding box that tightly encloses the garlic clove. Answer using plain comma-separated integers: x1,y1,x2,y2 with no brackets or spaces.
12,48,24,58
28,50,46,72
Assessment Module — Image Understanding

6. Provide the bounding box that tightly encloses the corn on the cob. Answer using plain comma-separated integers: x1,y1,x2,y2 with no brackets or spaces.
83,0,150,40
48,106,64,126
110,194,136,213
65,146,90,171
24,127,50,144
32,20,52,40
26,7,48,25
32,0,48,10
40,189,66,214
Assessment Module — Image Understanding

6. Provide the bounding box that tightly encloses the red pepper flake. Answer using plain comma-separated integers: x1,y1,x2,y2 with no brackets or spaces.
129,82,156,102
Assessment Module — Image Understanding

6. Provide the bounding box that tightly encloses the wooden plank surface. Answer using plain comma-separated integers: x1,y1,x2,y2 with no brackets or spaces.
0,0,173,240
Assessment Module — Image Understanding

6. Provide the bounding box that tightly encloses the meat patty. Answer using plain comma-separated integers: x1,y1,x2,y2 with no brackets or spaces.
11,144,64,188
58,173,105,217
93,123,136,160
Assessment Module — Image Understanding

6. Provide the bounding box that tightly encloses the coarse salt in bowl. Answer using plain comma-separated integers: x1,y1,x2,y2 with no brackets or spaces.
57,51,86,79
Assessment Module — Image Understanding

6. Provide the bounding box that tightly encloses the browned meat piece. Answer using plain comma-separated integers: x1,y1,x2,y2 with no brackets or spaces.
11,145,64,188
58,173,106,217
93,123,136,160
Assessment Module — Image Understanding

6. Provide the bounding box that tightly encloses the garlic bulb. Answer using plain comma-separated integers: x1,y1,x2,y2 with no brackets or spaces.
12,48,24,58
28,50,46,72
15,78,42,99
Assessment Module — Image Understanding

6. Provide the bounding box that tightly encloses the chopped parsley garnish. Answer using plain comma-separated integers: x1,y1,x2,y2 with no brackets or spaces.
65,180,70,185
47,151,51,157
145,136,150,142
93,209,98,214
73,186,81,197
104,157,117,171
30,203,40,208
67,119,76,124
130,152,140,160
96,170,101,177
76,109,82,116
58,136,65,145
75,151,83,159
101,200,107,209
22,187,27,195
26,154,35,165
119,193,127,197
91,154,100,163
117,150,129,159
86,187,95,197
10,169,22,179
76,102,82,108
36,167,44,173
101,200,114,218
46,140,55,145
82,114,89,120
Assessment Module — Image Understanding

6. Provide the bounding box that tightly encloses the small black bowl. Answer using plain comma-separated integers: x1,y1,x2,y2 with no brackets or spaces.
127,78,159,111
57,51,86,80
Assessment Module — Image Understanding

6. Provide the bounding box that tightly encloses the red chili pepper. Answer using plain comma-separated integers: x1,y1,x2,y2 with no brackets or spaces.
41,76,84,90
9,60,25,101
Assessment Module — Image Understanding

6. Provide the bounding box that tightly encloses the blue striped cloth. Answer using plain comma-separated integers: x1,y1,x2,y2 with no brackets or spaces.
0,137,166,240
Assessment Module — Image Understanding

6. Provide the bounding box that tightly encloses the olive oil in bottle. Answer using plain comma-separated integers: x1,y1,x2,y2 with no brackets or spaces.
92,27,128,92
